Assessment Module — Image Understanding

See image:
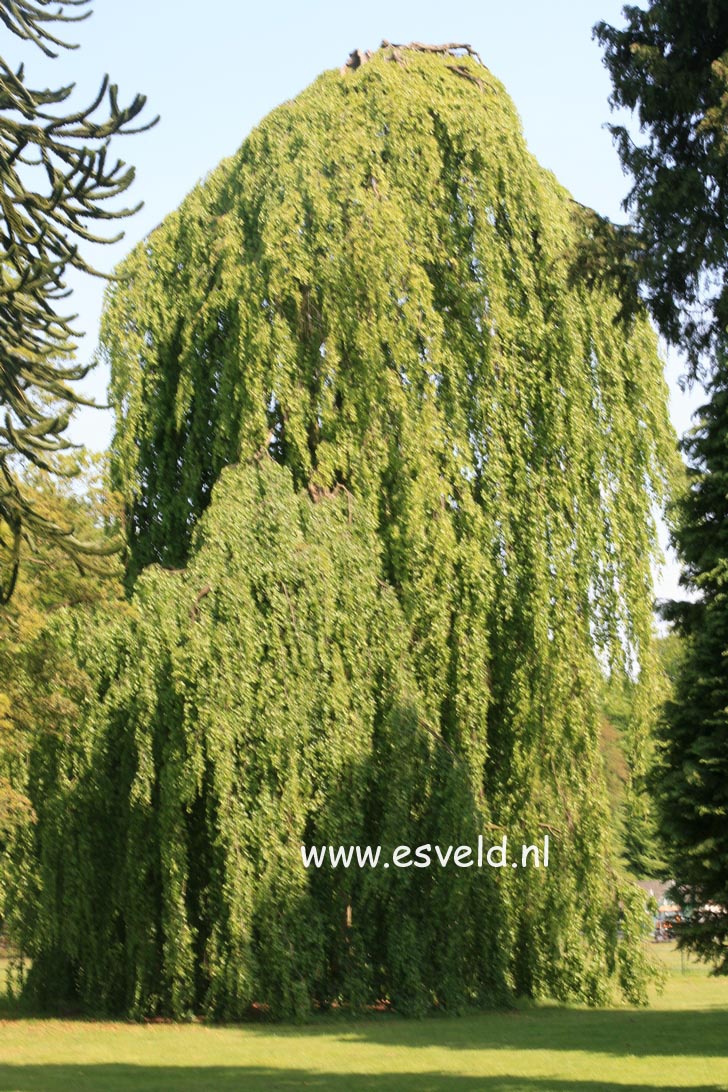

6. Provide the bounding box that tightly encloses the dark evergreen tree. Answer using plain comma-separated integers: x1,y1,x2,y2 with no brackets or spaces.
595,1,728,378
597,2,728,970
14,43,677,1016
658,370,728,971
0,0,155,602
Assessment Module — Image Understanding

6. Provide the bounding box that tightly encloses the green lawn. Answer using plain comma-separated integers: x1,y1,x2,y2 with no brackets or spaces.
0,945,725,1091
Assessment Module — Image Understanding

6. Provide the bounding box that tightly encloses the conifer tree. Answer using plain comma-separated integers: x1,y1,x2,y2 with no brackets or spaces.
658,370,728,970
595,1,728,378
0,0,155,602
597,2,728,970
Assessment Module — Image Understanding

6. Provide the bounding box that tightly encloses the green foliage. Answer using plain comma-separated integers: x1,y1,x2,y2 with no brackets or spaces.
656,367,728,972
596,2,728,971
596,635,690,881
16,461,654,1017
0,0,155,602
16,46,677,1016
595,1,728,375
0,453,123,932
15,461,505,1016
600,661,667,879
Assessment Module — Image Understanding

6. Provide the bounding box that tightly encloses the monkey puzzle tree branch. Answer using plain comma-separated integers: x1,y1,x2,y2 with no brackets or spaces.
0,0,156,602
0,0,91,59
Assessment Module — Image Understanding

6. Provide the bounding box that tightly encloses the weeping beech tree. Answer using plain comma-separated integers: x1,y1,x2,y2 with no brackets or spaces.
14,44,678,1017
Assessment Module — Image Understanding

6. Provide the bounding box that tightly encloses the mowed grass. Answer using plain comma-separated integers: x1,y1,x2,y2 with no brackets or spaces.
0,945,726,1092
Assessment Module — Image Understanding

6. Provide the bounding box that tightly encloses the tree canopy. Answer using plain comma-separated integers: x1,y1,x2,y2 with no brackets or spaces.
0,0,155,602
13,44,678,1017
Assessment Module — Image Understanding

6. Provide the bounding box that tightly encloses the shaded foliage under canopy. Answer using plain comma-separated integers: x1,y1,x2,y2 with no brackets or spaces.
0,453,123,942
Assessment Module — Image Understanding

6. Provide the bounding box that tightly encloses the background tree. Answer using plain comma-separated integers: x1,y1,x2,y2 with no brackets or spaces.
657,375,728,971
595,1,728,379
0,0,155,602
596,1,728,970
0,453,123,942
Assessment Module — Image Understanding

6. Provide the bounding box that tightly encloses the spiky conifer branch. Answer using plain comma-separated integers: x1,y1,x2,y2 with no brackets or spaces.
0,0,156,602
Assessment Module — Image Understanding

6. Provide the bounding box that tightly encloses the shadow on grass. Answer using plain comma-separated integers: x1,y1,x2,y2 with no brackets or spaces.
0,1070,724,1092
320,1006,728,1059
0,1003,726,1061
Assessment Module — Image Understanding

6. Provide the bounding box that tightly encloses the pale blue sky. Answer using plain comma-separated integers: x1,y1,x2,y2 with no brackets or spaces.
17,0,699,599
